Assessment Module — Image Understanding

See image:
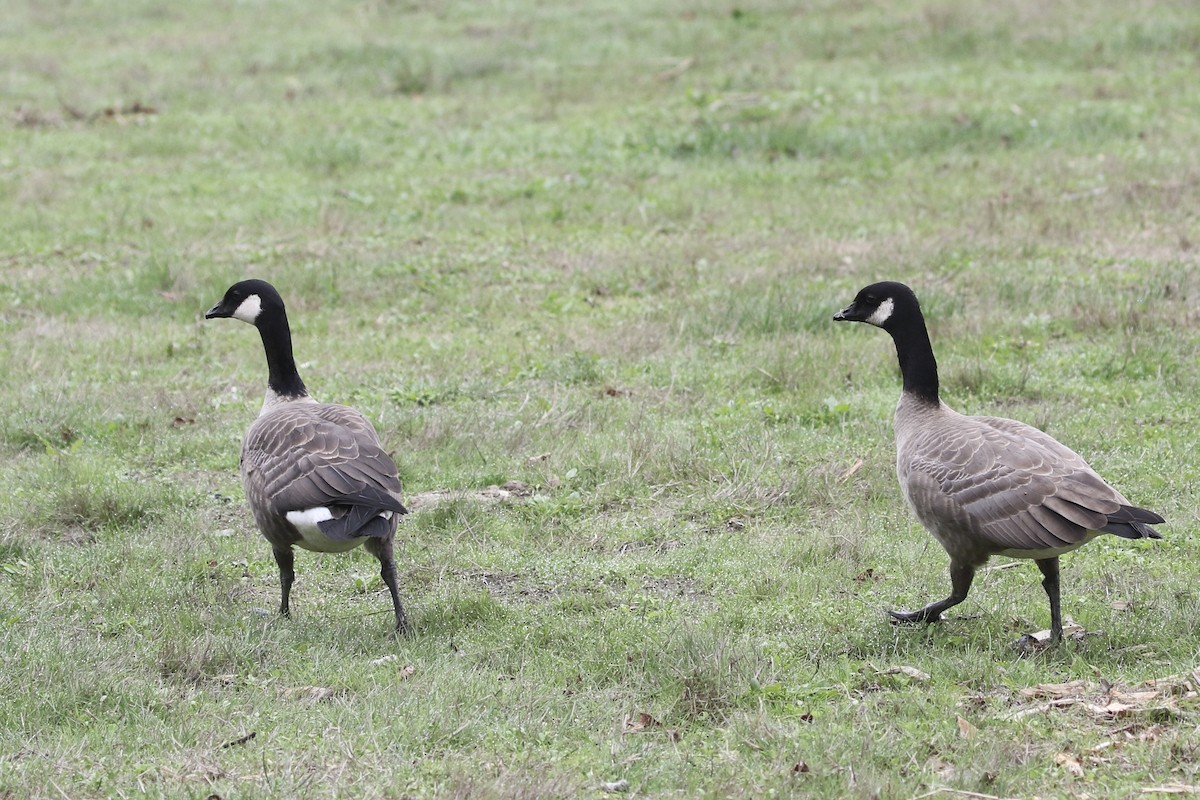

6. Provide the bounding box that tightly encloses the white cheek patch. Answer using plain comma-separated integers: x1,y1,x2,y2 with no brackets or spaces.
232,293,263,324
866,296,894,327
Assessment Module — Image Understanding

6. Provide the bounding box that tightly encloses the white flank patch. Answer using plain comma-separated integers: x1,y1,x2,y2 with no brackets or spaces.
286,506,334,528
232,293,263,324
866,296,894,327
286,506,361,553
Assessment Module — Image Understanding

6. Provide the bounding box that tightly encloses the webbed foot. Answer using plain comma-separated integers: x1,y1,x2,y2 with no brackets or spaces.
888,608,942,625
1013,631,1060,653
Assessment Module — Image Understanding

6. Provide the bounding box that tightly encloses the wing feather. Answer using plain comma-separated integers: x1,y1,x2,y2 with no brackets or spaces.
242,403,406,541
898,405,1157,554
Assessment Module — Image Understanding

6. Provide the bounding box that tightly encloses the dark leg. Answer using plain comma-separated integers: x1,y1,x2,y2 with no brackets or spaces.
365,538,410,636
889,561,976,625
1035,557,1063,643
273,548,295,618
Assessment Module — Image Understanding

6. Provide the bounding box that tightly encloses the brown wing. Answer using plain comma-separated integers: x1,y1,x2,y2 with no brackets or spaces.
241,403,405,536
903,414,1137,552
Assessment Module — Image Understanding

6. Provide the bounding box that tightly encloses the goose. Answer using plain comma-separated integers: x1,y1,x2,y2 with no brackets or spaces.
833,281,1163,645
205,279,410,634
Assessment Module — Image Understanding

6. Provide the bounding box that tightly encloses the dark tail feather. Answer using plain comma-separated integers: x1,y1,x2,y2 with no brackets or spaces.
348,514,394,540
1101,504,1165,540
318,502,407,541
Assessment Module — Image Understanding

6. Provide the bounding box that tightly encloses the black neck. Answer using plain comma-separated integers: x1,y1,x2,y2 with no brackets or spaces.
258,310,308,399
889,318,940,405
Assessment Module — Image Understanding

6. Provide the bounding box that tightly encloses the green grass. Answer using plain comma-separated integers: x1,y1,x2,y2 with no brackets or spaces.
2,0,1200,796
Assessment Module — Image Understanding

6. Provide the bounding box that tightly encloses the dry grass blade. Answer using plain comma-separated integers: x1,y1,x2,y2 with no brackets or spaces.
837,458,863,482
908,787,1022,800
1141,785,1200,795
876,665,931,682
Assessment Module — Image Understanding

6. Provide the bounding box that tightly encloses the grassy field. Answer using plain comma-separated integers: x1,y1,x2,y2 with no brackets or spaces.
2,0,1200,796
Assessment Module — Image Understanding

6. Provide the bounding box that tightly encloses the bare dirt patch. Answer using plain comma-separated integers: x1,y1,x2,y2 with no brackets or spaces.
406,481,535,513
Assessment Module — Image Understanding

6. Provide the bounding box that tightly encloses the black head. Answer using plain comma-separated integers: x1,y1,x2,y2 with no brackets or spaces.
204,279,285,326
832,281,921,331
